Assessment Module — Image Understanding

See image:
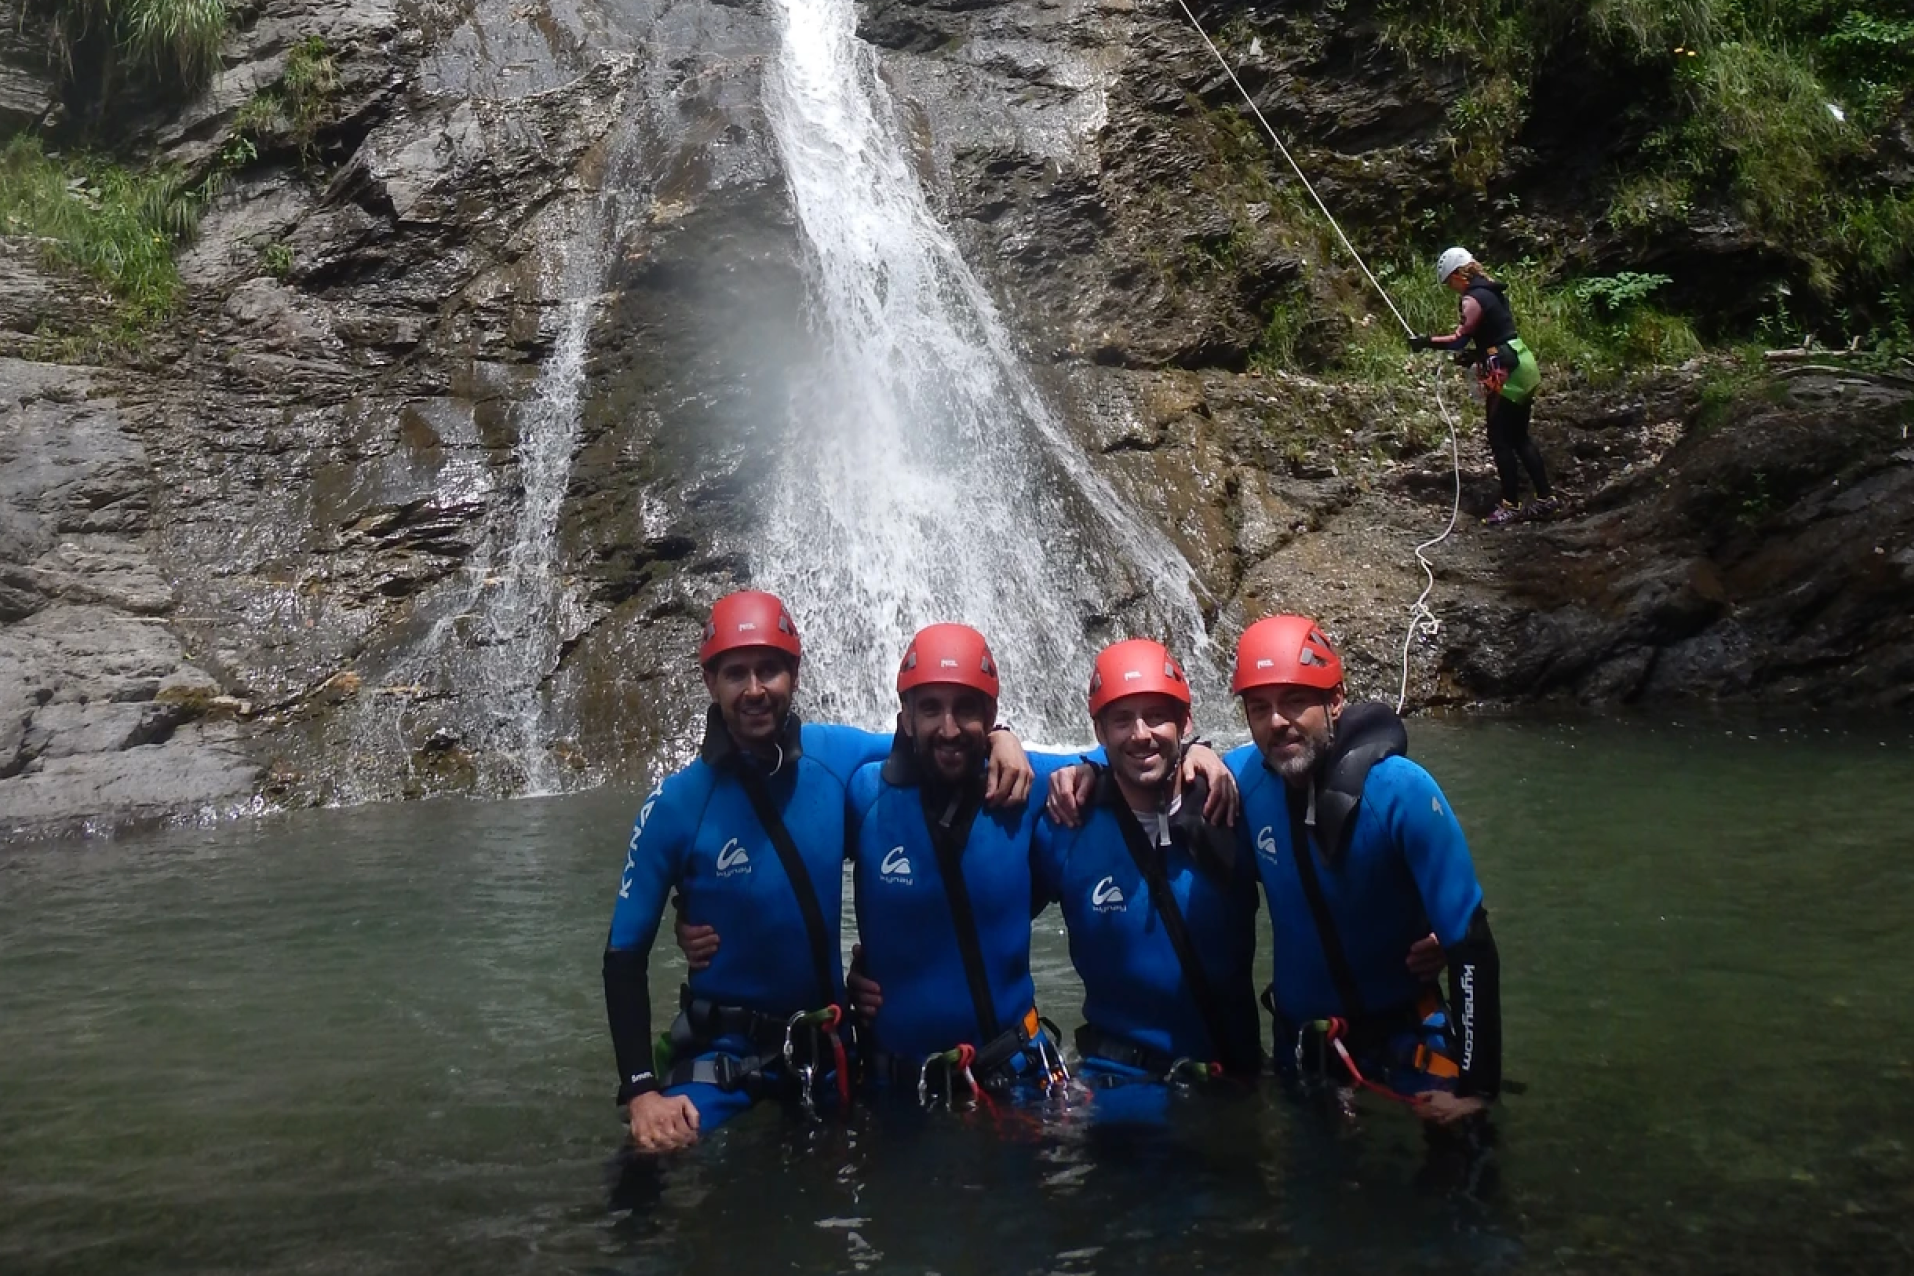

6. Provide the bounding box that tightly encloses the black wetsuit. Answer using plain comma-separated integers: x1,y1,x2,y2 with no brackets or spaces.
1434,279,1551,505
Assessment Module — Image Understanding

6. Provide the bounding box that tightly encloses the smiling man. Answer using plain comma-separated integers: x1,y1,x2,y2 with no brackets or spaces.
601,591,1034,1153
1033,639,1264,1091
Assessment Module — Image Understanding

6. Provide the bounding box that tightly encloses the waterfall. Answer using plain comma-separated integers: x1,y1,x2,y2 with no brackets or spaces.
346,211,603,802
757,0,1213,738
471,247,598,794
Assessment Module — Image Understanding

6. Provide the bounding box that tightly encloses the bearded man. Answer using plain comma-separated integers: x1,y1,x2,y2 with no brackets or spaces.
1228,615,1502,1126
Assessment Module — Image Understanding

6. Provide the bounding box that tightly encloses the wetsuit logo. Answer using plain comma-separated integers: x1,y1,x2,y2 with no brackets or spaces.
1255,825,1278,861
716,837,752,876
1091,875,1126,912
879,845,913,883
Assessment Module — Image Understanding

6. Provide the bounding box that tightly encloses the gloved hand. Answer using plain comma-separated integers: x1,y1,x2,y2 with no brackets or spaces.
1407,334,1435,351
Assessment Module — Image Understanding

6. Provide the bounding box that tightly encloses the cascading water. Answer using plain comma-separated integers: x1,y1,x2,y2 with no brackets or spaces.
347,210,604,801
758,0,1214,736
470,242,599,793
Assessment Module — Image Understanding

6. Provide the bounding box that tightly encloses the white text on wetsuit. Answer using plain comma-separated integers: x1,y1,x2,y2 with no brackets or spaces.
1459,964,1475,1071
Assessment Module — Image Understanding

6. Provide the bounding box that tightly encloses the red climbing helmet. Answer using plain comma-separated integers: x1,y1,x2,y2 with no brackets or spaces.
698,590,801,667
1087,639,1191,718
897,623,1000,700
1231,614,1343,693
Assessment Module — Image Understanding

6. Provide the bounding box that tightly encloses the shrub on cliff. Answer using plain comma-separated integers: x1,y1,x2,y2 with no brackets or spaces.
34,0,228,121
0,135,200,323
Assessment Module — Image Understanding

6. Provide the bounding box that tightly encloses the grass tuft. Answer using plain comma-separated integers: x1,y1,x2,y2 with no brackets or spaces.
0,135,205,324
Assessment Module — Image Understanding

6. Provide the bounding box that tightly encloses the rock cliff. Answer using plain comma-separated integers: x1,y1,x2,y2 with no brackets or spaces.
2,0,1908,838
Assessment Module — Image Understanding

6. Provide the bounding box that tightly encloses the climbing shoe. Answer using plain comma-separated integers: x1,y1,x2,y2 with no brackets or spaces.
1523,496,1560,520
1483,501,1522,527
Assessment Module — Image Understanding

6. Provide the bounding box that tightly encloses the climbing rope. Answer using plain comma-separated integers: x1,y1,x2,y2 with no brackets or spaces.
1167,0,1466,711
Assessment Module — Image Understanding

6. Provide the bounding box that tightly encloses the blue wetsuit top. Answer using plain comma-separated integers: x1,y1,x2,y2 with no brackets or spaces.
1033,770,1263,1072
603,708,890,1101
849,746,1077,1065
1232,742,1483,1023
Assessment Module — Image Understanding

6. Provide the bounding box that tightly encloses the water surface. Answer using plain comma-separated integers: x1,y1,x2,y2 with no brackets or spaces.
3,714,1910,1274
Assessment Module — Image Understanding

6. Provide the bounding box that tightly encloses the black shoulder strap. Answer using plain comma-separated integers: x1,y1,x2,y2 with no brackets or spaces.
735,768,837,1010
1287,788,1367,1020
922,789,1000,1044
1112,806,1236,1065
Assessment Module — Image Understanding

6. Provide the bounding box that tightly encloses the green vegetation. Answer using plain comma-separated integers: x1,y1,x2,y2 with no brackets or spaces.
1691,357,1785,431
1166,93,1712,389
1372,0,1914,340
0,29,345,340
231,38,342,160
36,0,229,114
1253,252,1704,393
1737,468,1777,525
0,136,204,324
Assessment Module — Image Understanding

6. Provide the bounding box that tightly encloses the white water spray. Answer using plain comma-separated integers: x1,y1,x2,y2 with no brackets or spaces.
758,0,1212,734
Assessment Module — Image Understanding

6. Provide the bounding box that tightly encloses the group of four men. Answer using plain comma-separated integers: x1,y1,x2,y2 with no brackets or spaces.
603,591,1501,1152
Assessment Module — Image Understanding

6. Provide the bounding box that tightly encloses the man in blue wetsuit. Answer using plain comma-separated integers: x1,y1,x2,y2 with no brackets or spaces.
1035,639,1264,1088
1227,615,1501,1125
848,623,1072,1098
602,590,1034,1153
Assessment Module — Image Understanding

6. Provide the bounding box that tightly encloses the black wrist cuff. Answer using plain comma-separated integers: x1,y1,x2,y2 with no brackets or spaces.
616,1072,661,1106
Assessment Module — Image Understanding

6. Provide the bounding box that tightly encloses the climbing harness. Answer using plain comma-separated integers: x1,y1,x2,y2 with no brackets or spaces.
897,1018,1071,1107
783,1004,851,1113
1111,802,1243,1071
1167,0,1466,713
1295,1016,1420,1107
1035,1029,1072,1094
1075,1024,1225,1087
649,995,852,1108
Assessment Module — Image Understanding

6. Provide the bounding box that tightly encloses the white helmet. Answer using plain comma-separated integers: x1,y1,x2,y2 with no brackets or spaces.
1435,247,1474,285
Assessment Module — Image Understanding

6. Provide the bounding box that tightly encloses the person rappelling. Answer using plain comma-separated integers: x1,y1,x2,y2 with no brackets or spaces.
1408,248,1558,526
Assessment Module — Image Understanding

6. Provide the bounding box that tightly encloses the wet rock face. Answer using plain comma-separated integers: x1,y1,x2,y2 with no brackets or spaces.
0,362,261,834
0,22,61,133
0,0,796,833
